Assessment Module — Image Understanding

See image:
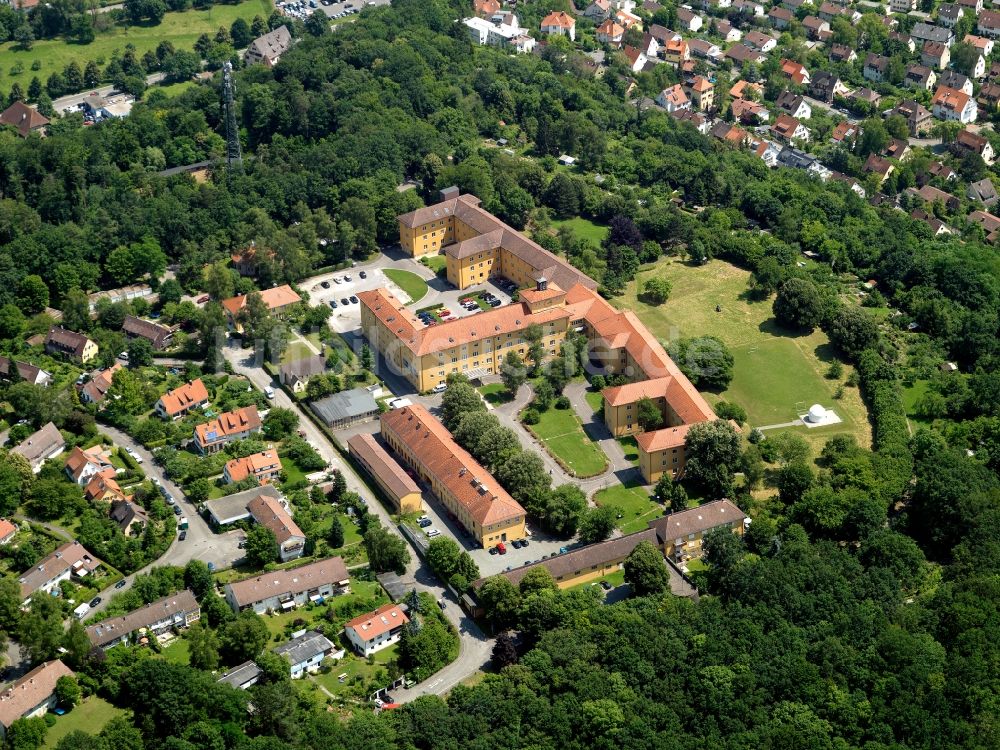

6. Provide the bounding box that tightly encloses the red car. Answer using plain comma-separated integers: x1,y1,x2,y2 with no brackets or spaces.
197,295,210,303
496,542,506,555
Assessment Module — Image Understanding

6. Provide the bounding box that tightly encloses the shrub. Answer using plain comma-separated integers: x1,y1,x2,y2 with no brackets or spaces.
522,408,540,425
554,395,571,410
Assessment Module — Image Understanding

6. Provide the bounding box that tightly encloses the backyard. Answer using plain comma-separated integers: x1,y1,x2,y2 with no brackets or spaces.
551,217,608,246
614,259,871,459
42,697,126,749
0,0,273,94
384,269,428,304
594,481,662,534
478,382,513,405
523,405,608,478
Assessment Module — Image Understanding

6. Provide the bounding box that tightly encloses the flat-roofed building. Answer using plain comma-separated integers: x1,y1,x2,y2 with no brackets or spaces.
204,485,284,527
217,661,261,690
347,433,422,514
224,556,350,614
310,387,379,429
380,404,526,548
86,590,200,649
344,603,409,656
647,499,747,562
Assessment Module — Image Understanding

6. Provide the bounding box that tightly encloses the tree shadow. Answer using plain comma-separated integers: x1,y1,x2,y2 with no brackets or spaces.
813,342,840,364
757,318,811,339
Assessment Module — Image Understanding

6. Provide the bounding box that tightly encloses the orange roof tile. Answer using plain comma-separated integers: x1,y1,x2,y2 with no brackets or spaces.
221,285,301,317
225,450,282,483
380,404,526,527
158,378,209,416
195,406,261,446
344,603,409,641
541,10,574,28
246,494,303,545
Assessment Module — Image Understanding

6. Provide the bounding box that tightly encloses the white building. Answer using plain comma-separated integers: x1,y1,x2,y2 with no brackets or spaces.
224,556,350,614
464,13,535,53
273,630,343,678
0,661,74,738
344,603,409,656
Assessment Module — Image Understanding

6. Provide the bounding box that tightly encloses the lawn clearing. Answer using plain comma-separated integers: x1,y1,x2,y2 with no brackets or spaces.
595,481,662,534
523,405,608,477
552,217,608,246
160,637,190,665
584,389,604,415
420,255,448,274
478,382,513,405
615,259,871,458
565,567,626,594
617,436,639,464
0,0,272,94
43,697,125,749
384,269,429,304
311,644,398,698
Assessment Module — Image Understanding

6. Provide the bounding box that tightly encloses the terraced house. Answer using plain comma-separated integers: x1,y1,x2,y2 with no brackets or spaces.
194,405,261,453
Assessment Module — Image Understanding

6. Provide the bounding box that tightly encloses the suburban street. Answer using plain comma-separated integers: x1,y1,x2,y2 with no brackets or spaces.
52,73,166,115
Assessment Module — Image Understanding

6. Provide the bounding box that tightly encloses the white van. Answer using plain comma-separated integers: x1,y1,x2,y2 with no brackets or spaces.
73,602,90,619
265,386,275,399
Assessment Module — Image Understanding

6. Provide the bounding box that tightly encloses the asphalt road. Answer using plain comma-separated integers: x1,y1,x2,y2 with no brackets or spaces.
52,72,166,114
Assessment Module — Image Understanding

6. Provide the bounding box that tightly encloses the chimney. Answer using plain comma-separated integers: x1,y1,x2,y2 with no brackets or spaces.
536,276,548,292
439,185,460,202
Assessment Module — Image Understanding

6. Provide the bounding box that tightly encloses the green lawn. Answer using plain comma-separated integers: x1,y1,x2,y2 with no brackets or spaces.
279,454,310,487
615,259,871,458
160,637,190,665
282,340,320,365
384,269,429,304
584,389,604,415
552,217,608,245
478,382,513,405
0,0,272,95
565,568,626,594
902,379,932,426
310,644,398,697
420,255,447,274
42,697,125,749
617,436,639,464
523,406,608,478
595,481,662,534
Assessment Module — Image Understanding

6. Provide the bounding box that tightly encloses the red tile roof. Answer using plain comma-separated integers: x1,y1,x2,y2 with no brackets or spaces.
344,603,409,641
158,378,209,416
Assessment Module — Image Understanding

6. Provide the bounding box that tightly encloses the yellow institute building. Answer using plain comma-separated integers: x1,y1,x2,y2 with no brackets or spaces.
362,190,719,485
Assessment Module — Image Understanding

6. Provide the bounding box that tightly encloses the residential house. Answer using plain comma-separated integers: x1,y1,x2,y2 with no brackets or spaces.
64,445,114,486
278,355,326,394
777,146,829,179
223,450,283,485
771,114,810,143
937,3,964,28
648,24,681,46
595,19,625,45
464,13,536,53
932,85,978,122
890,31,915,52
810,70,848,102
802,16,831,41
725,43,764,65
0,101,48,138
0,661,74,738
891,0,916,11
87,284,153,313
710,120,748,146
828,43,856,63
676,7,702,32
583,0,613,20
780,58,810,85
348,433,422,514
781,0,806,11
86,590,200,650
616,8,643,29
830,171,867,198
831,121,857,144
910,23,954,47
217,662,262,690
818,1,845,21
203,485,284,527
884,138,911,161
274,630,342,678
221,285,301,331
955,127,996,163
685,75,714,111
11,422,64,473
864,154,895,184
921,41,950,70
776,91,811,119
637,32,659,58
83,473,127,504
18,541,103,603
310,387,380,429
968,178,999,206
715,19,741,42
0,357,50,387
155,378,210,419
662,38,689,66
224,556,350,614
964,34,994,58
344,603,410,656
194,405,262,454
0,520,17,546
745,30,777,53
244,25,292,67
864,54,890,83
768,6,793,29
733,0,765,15
939,69,973,95
110,499,148,536
907,184,960,211
647,499,747,562
730,80,764,100
754,139,783,167
122,315,173,350
969,209,1000,242
80,363,122,405
892,99,933,135
732,98,770,124
978,81,1000,112
622,45,648,72
657,84,691,112
540,11,575,41
904,64,937,91
44,326,97,363
959,0,983,13
925,160,958,182
230,243,275,277
911,209,952,236
978,10,1000,39
670,108,711,133
687,38,722,61
247,494,305,562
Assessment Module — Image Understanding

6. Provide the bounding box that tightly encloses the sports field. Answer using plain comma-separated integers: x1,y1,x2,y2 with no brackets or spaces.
613,259,871,457
0,0,271,95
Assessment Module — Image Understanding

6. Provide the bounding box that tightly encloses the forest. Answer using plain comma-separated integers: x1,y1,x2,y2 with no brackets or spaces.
0,0,997,748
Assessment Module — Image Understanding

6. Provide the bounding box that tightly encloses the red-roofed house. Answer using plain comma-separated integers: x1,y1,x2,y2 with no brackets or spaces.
780,58,810,85
224,450,283,485
344,603,409,656
540,11,575,41
155,378,210,419
932,85,978,123
194,406,262,454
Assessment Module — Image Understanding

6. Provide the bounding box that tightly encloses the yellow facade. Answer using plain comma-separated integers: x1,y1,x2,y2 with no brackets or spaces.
361,303,567,392
81,341,99,364
381,428,526,548
639,445,687,484
660,520,743,561
399,218,455,257
603,395,670,437
446,247,500,288
398,491,422,515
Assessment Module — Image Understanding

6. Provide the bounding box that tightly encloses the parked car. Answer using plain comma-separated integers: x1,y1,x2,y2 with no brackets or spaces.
600,580,613,591
359,270,367,278
179,531,187,541
511,539,522,549
173,506,182,515
115,579,128,589
90,596,101,607
521,539,529,547
437,598,447,610
488,546,498,555
432,383,447,393
343,274,352,281
497,542,507,555
330,300,338,308
426,529,441,538
349,295,358,304
321,280,330,288
265,386,275,399
341,298,349,305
